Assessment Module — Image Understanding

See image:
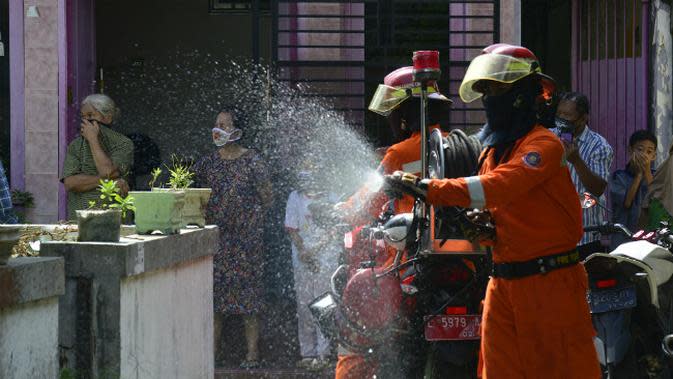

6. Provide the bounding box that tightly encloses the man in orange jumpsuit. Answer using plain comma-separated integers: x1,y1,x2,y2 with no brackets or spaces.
385,44,600,378
335,66,452,379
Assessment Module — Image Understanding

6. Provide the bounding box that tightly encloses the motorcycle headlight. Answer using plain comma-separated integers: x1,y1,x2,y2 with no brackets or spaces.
309,292,339,339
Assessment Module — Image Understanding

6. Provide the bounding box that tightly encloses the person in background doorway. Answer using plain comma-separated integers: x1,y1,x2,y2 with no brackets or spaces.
61,94,134,220
610,130,657,247
125,132,161,190
553,92,614,258
285,168,340,371
193,109,273,369
0,161,17,224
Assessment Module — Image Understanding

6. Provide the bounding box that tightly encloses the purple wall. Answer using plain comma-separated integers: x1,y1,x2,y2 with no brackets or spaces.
9,0,24,190
57,0,96,220
572,0,650,170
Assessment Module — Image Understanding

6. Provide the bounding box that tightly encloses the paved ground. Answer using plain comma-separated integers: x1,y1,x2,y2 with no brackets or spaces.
215,367,333,379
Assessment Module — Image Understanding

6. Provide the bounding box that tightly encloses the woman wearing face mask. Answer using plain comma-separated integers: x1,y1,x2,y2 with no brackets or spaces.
193,110,273,369
61,94,134,220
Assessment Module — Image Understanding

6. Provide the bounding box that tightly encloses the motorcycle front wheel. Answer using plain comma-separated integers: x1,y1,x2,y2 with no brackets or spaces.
423,344,476,379
606,326,672,379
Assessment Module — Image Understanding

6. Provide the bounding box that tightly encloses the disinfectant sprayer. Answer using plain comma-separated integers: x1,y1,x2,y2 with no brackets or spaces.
412,50,441,254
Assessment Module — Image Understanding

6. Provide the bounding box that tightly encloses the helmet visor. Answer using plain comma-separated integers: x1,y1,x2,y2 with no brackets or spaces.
459,53,540,103
368,85,410,116
368,84,452,117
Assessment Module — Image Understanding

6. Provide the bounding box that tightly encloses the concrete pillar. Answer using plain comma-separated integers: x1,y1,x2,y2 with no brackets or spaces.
0,257,65,379
22,0,61,223
500,0,521,45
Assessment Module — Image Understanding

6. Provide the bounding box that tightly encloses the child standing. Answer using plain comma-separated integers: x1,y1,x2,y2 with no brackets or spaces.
284,171,340,370
610,130,657,247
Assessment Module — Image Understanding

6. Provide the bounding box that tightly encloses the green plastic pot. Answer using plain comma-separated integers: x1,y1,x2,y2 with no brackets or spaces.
152,188,211,228
131,190,185,235
181,188,212,228
76,209,122,242
0,225,22,264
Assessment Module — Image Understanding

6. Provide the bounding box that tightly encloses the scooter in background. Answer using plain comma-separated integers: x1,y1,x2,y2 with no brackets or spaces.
583,222,673,378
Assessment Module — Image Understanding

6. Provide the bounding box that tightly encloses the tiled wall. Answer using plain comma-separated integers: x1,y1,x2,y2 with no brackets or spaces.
23,0,60,223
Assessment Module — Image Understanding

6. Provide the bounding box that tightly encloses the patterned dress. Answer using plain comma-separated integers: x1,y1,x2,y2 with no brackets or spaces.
193,150,270,315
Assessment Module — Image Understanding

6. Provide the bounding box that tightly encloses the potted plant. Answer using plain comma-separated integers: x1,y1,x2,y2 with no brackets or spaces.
148,155,211,228
130,167,186,235
0,225,22,265
10,189,34,223
164,156,211,228
76,179,135,242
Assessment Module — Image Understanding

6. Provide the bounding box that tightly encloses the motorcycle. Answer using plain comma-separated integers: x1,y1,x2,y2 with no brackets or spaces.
584,222,673,378
309,129,489,378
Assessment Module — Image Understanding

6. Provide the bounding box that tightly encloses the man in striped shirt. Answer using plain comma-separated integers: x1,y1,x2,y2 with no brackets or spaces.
553,92,614,257
0,161,18,224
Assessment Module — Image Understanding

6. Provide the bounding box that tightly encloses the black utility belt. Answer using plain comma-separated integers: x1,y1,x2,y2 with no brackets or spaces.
491,249,580,280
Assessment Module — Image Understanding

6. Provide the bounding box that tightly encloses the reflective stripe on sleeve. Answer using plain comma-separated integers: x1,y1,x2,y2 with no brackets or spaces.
402,160,422,174
465,176,486,209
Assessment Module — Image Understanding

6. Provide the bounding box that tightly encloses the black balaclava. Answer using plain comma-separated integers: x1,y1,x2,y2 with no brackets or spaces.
477,76,542,163
389,97,451,142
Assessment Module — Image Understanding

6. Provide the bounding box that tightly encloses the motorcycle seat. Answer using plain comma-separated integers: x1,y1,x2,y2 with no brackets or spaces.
612,241,673,286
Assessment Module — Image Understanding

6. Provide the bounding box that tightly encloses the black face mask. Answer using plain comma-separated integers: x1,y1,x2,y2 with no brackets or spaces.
482,91,520,132
82,118,110,128
479,92,537,147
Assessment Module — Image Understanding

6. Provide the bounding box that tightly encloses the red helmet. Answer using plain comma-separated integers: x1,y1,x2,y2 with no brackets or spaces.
369,66,452,116
459,43,556,103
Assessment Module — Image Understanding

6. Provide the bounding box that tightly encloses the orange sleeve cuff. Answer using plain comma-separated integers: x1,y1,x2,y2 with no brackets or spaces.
427,178,471,208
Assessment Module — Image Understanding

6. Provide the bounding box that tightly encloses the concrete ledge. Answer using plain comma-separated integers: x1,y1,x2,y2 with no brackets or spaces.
40,226,218,277
37,226,218,377
0,257,65,308
13,223,137,237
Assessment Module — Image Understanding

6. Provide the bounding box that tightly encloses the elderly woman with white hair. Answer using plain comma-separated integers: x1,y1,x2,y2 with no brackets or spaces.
61,94,134,219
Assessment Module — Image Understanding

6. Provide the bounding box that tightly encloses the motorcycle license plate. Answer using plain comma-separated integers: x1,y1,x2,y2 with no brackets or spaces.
424,315,481,341
588,286,636,314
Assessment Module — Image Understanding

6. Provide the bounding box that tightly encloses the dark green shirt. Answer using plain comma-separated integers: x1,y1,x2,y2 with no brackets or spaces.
61,126,134,220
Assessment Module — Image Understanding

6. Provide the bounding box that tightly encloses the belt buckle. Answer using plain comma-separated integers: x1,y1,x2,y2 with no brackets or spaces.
492,264,511,278
537,258,548,274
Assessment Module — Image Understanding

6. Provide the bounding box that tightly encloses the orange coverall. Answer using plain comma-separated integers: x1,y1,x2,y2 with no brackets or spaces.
426,126,600,378
335,126,442,379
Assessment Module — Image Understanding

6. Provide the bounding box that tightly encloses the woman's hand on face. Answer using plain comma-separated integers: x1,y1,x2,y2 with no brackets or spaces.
81,119,101,143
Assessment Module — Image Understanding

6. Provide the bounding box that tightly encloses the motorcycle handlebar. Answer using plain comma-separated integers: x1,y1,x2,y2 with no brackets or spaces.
584,223,632,238
330,265,348,299
664,234,673,246
663,334,673,358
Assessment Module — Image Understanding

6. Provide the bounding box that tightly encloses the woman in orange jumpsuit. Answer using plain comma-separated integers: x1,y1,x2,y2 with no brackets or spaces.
385,44,600,378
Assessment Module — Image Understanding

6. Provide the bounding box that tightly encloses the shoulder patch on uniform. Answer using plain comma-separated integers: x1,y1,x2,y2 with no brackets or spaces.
523,151,542,168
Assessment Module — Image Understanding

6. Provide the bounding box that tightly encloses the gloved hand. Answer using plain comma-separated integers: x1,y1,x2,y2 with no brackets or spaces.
383,171,429,201
464,208,496,242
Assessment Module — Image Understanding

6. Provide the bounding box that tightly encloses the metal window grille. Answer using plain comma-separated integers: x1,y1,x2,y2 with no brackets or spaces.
210,0,271,13
272,0,499,145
